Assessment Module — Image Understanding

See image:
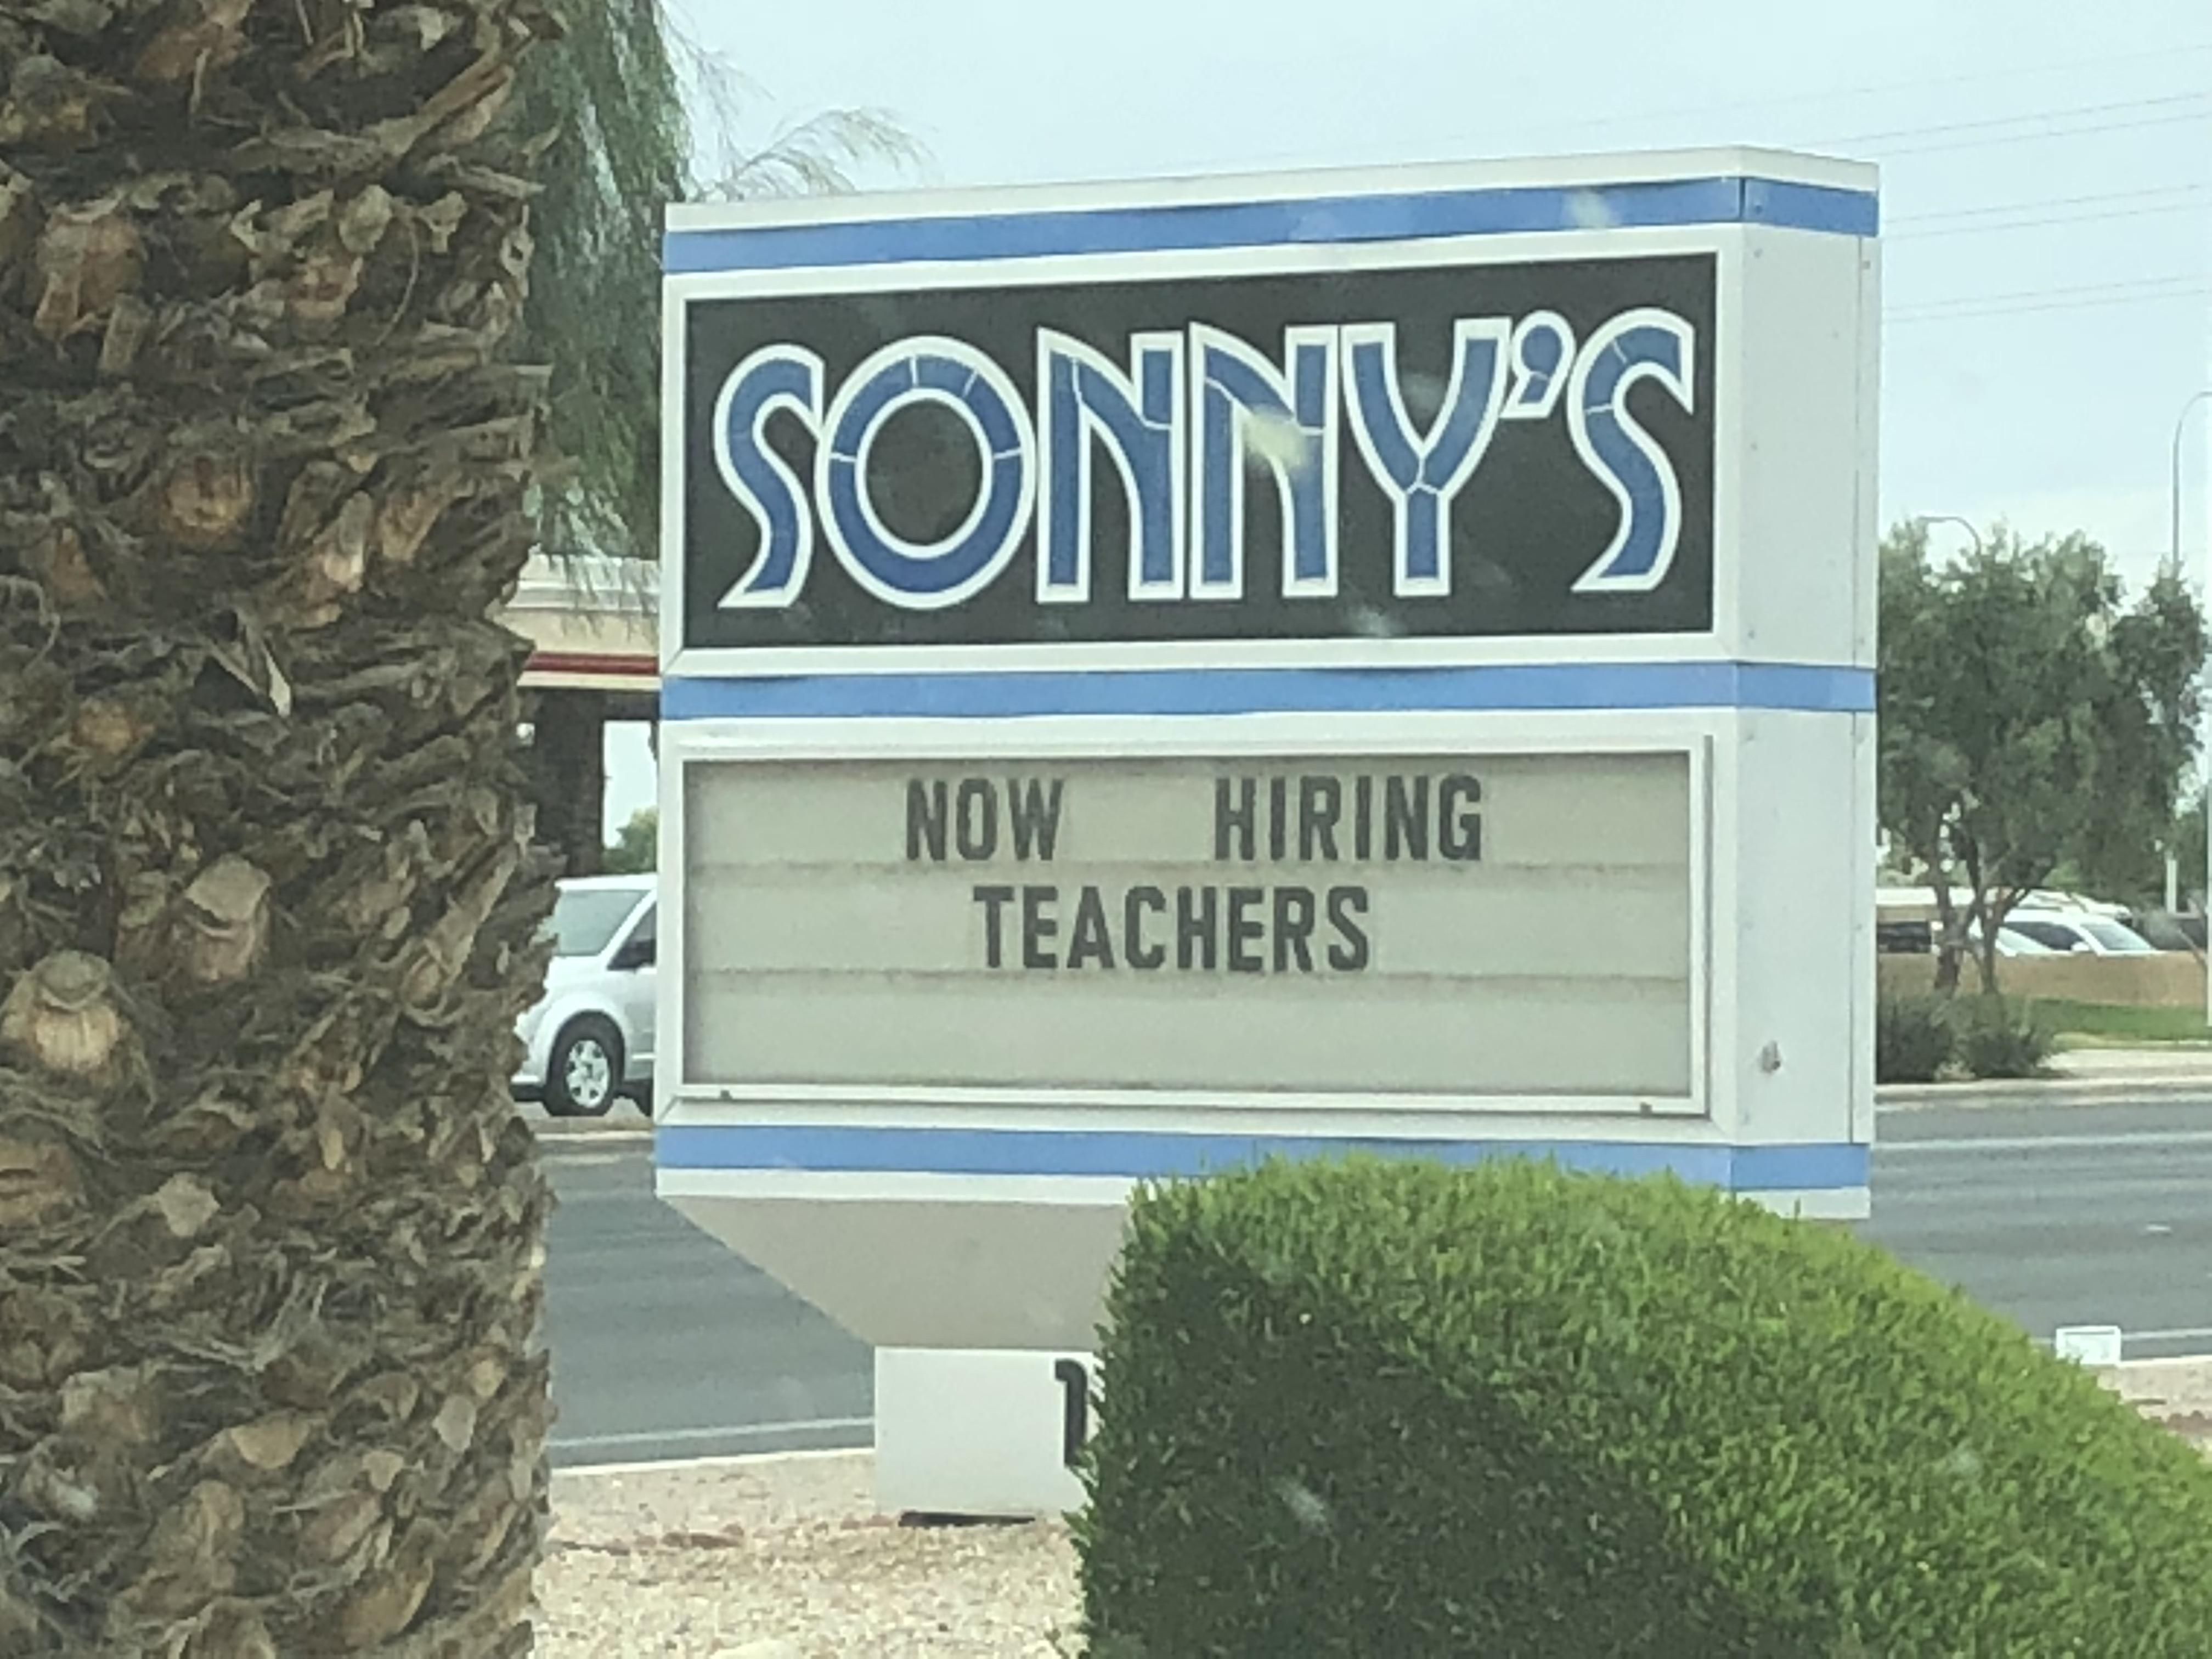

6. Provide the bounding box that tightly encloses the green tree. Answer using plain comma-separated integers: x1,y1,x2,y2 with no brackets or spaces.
1879,522,2206,994
508,7,917,878
0,0,562,1649
605,807,658,873
511,4,918,565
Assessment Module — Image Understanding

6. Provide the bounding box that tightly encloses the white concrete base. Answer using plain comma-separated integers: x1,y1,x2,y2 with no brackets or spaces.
1750,1186,1872,1222
2055,1324,2125,1367
874,1347,1094,1519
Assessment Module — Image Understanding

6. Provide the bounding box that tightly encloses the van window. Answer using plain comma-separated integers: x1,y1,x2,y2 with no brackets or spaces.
613,904,657,966
2075,917,2151,953
549,888,646,958
2005,918,2082,952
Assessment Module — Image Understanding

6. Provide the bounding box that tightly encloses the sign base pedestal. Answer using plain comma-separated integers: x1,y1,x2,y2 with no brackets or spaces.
874,1347,1093,1520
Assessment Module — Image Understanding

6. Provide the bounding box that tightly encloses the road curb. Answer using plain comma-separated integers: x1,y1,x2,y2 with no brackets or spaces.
553,1446,873,1480
1879,1077,2212,1110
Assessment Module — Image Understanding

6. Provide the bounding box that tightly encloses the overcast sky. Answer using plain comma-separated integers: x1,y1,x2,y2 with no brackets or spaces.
609,1,2212,834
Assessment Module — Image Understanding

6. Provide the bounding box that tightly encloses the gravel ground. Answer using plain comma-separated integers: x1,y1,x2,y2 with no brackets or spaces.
534,1371,2206,1654
537,1452,1081,1656
2096,1356,2212,1456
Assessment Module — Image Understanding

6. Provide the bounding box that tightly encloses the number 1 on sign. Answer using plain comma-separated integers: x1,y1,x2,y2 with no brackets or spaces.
1054,1358,1091,1469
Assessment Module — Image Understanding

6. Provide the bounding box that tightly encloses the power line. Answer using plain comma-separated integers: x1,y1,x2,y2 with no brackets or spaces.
1521,41,2212,141
1887,284,2212,324
1888,193,2212,241
1891,272,2212,313
1886,298,2206,325
1554,95,2211,171
1846,104,2212,160
1887,182,2212,227
1812,90,2210,149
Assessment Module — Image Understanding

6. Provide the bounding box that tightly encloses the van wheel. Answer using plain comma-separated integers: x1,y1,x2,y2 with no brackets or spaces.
546,1017,622,1118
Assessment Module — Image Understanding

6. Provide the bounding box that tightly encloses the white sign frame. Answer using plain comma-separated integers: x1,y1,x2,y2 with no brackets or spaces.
661,709,1716,1126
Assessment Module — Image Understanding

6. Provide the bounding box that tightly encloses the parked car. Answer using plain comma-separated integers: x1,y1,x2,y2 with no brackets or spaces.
2121,908,2205,952
1878,916,2062,958
1983,924,2062,957
2015,889,2131,919
514,874,657,1117
2000,909,2158,957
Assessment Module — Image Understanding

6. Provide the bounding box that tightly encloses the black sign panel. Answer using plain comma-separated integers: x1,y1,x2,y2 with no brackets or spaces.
678,253,1717,652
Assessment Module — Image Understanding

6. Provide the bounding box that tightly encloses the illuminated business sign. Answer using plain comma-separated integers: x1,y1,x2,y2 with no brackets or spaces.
681,749,1696,1105
675,255,1717,652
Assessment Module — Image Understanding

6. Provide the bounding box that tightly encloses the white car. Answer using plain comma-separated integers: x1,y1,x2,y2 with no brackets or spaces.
1977,924,2062,957
514,874,658,1117
2000,910,2158,957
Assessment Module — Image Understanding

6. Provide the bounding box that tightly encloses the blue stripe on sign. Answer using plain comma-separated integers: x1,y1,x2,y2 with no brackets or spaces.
659,662,1876,721
663,176,1878,275
1741,177,1881,235
1731,1141,1873,1190
653,1125,1871,1193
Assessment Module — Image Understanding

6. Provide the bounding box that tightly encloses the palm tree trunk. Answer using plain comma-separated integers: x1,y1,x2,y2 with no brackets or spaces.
1,2,560,1651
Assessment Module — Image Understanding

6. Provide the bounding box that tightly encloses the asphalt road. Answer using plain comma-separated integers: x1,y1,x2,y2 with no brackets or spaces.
1867,1096,2212,1359
539,1094,2212,1469
542,1142,871,1468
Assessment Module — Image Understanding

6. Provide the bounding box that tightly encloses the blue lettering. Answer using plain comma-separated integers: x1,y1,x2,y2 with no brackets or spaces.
711,345,824,608
1036,330,1185,603
1190,324,1340,602
1566,308,1695,593
1342,319,1510,596
700,305,1700,613
819,337,1035,611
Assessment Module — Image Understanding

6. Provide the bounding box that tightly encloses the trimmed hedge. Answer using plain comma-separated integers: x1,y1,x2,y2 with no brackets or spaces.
1079,1157,2212,1656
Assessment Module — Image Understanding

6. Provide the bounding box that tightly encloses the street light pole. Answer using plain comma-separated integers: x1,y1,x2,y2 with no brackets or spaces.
2172,389,2212,578
2180,391,2212,1026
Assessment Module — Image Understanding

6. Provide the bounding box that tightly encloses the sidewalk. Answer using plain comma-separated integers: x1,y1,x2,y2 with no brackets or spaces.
1881,1045,2212,1109
519,1101,654,1142
2048,1046,2212,1081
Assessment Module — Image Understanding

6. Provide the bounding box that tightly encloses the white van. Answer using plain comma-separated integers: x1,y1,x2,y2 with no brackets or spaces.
512,874,658,1116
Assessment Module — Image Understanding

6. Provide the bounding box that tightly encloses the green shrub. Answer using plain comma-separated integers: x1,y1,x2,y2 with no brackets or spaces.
1952,994,2055,1079
1079,1156,2212,1657
1875,990,1953,1082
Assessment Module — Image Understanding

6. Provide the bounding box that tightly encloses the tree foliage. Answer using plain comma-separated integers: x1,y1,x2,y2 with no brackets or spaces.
1879,522,2206,992
510,3,919,568
508,0,686,568
605,806,657,873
